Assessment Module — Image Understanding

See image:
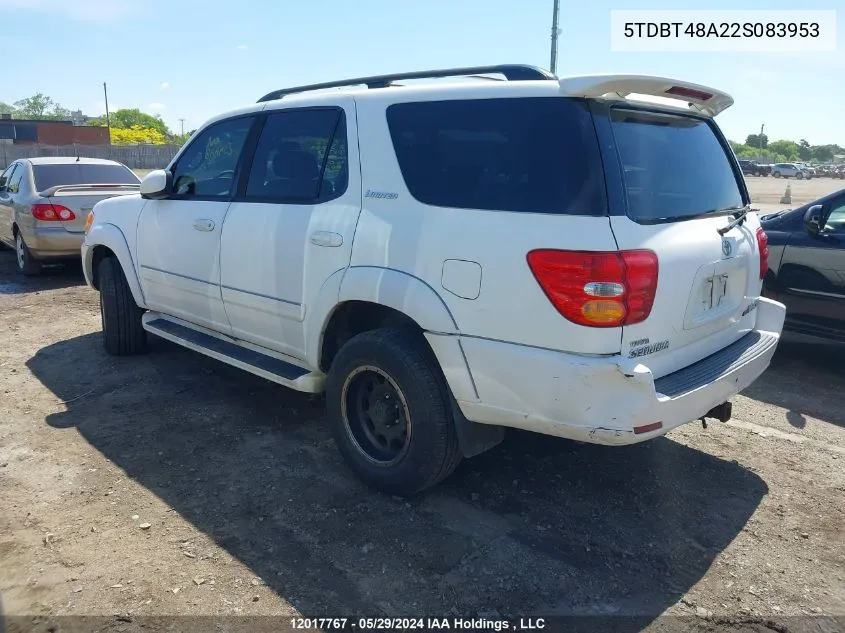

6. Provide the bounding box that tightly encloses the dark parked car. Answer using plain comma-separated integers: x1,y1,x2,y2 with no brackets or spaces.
738,159,763,176
761,188,845,342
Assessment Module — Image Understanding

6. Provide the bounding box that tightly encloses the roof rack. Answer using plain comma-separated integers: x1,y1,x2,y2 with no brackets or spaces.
257,64,556,103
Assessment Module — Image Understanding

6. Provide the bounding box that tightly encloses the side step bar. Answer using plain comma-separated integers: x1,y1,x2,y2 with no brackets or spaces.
142,313,325,393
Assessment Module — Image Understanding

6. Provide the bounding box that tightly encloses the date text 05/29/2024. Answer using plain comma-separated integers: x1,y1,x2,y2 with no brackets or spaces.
289,617,547,631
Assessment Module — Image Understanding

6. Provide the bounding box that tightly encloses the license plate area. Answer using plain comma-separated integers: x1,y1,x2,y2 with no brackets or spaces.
684,258,748,330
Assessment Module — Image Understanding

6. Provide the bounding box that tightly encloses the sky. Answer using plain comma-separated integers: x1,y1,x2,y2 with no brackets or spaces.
3,0,843,146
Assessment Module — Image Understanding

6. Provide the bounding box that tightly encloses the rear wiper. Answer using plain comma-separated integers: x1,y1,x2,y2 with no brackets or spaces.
716,204,753,236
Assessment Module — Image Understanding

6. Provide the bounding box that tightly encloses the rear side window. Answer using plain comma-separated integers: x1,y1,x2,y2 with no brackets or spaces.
386,98,605,215
611,108,743,222
245,108,347,203
32,163,138,191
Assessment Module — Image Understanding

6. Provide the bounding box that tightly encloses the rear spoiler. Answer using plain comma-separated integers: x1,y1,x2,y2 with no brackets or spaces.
38,183,141,197
559,75,733,117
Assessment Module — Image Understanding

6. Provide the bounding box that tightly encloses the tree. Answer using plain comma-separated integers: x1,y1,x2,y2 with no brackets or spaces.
89,108,170,136
746,133,768,149
796,139,812,161
0,102,15,116
812,145,835,162
13,93,70,120
767,140,799,160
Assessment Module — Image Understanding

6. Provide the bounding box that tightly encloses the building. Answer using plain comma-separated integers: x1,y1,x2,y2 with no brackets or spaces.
0,114,109,145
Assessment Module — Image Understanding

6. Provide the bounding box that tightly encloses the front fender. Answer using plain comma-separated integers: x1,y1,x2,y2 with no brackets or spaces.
82,223,146,308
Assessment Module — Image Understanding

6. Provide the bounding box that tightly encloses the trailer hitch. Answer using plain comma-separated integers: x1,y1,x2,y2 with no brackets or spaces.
701,401,733,429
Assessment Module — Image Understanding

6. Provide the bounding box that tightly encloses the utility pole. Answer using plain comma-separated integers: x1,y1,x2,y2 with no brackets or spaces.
550,0,560,75
103,82,111,138
178,118,186,136
759,123,765,157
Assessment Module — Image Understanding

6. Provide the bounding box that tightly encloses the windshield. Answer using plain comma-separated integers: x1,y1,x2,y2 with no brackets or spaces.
611,108,743,222
32,163,139,191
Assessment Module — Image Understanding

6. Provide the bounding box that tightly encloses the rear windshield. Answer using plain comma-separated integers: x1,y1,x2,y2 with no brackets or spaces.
386,98,606,215
32,163,139,191
610,108,743,222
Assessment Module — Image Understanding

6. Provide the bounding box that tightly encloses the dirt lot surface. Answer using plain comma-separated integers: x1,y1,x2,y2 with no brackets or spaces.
1,178,844,632
746,175,844,212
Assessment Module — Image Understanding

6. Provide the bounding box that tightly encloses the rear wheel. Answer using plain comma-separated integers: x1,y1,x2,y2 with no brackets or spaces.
773,171,781,178
15,233,41,276
98,256,147,356
797,172,804,180
326,328,462,496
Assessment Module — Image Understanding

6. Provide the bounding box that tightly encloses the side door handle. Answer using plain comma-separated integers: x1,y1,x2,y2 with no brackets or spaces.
193,218,215,232
310,231,343,247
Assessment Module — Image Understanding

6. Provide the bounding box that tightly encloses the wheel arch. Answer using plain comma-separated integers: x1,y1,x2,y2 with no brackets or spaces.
83,223,146,307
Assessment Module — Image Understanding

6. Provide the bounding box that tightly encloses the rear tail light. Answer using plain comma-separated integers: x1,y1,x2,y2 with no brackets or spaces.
526,249,659,328
32,203,76,222
755,227,769,280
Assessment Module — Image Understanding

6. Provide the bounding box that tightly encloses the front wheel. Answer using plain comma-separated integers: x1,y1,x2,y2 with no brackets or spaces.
98,256,147,356
326,328,462,496
797,172,804,180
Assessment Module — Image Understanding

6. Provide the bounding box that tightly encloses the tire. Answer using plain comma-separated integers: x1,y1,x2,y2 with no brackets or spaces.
326,327,462,496
773,171,781,178
15,232,41,276
98,256,147,356
797,172,804,180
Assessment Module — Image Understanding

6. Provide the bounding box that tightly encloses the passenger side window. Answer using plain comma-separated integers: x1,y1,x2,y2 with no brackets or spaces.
0,164,17,192
171,116,254,199
245,108,347,203
8,163,25,194
825,200,845,233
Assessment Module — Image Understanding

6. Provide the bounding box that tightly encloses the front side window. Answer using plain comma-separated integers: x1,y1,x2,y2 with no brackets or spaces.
825,198,845,233
171,116,254,199
386,98,605,215
611,108,743,222
245,108,347,203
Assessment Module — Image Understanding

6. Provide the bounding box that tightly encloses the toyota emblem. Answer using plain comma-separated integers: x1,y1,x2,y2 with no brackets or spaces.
722,239,732,257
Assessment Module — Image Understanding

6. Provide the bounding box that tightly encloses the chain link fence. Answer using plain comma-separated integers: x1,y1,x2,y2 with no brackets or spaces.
0,142,181,170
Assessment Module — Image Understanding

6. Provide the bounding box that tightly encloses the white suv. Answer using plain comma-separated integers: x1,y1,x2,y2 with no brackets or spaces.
81,65,786,495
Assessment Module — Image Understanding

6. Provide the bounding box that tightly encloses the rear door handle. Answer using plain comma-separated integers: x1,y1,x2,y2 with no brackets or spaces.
193,219,215,232
310,231,343,247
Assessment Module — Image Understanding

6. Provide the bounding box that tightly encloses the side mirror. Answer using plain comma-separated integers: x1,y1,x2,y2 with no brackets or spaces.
140,169,172,200
804,204,824,235
0,175,6,188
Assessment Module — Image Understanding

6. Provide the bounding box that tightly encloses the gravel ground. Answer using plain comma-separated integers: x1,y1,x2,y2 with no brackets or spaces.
0,195,843,632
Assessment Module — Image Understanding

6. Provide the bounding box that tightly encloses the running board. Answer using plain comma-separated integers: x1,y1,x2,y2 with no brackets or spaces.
142,313,325,393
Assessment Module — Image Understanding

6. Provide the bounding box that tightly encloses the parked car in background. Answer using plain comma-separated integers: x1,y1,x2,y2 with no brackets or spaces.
81,65,784,494
739,159,764,176
761,188,845,342
771,163,810,179
0,157,140,275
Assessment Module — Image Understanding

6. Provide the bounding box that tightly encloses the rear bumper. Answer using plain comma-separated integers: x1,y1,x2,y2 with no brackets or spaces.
21,225,84,259
454,297,786,445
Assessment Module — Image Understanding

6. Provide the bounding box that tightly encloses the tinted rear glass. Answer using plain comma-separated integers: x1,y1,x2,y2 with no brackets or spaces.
32,163,139,191
386,98,605,215
611,108,743,222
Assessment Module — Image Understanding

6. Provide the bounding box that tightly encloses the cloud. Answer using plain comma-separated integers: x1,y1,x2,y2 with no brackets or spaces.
148,103,167,111
159,81,170,90
235,44,248,50
0,0,141,22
